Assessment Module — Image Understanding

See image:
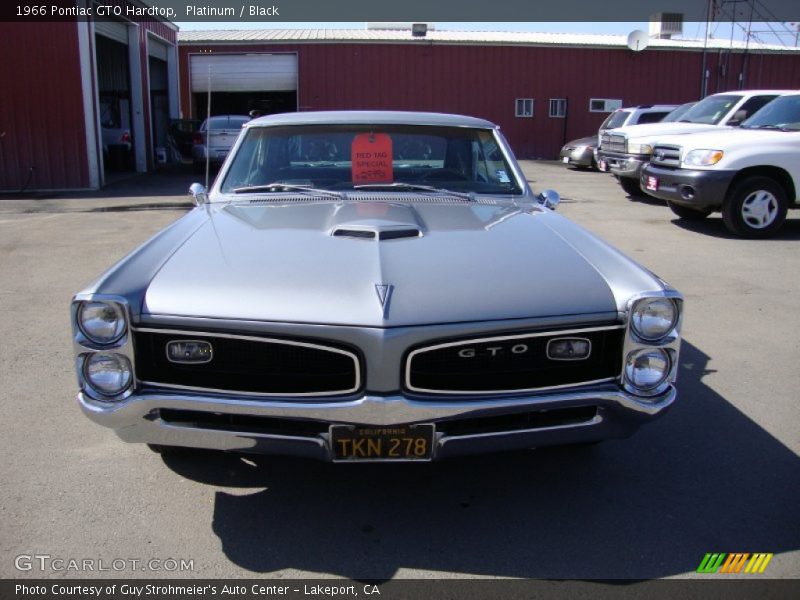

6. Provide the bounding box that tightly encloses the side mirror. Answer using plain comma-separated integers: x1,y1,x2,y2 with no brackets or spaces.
537,189,560,210
189,182,208,206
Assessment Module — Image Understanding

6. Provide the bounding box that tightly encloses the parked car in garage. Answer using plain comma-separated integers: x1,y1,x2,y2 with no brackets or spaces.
559,135,598,169
597,90,788,197
72,111,683,462
192,115,250,172
642,93,800,237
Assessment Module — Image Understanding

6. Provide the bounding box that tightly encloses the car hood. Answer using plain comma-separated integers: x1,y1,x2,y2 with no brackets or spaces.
610,122,730,142
142,200,645,327
664,127,796,150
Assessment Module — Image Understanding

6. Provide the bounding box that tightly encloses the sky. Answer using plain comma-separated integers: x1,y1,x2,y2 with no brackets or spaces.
174,21,800,47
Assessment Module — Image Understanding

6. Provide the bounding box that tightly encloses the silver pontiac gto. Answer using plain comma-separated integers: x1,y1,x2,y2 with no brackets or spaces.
72,111,682,462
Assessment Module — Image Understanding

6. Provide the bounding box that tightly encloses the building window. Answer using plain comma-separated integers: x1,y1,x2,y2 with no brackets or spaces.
549,98,567,118
589,98,623,113
515,98,534,118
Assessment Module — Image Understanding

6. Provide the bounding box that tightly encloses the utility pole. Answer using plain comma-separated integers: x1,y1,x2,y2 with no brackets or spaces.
700,0,714,98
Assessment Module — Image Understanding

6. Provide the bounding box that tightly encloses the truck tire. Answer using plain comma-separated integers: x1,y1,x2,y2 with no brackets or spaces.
722,176,787,238
667,201,712,220
618,176,645,197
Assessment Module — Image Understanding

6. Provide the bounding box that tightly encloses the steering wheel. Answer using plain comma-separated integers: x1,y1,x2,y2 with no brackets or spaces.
418,168,470,182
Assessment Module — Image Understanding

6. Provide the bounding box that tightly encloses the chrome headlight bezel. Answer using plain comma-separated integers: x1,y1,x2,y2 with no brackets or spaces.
622,291,683,399
72,294,137,404
82,352,134,399
630,297,680,342
624,348,673,395
76,300,127,346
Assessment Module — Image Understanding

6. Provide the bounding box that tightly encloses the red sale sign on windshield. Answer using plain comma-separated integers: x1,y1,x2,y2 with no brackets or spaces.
351,133,393,184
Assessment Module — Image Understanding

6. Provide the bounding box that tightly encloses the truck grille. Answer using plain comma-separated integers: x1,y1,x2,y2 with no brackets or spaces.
601,133,627,154
405,325,624,395
134,329,361,397
650,145,682,168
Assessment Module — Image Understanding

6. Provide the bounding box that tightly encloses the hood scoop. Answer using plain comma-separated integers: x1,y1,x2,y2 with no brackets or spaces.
328,202,424,241
331,227,422,241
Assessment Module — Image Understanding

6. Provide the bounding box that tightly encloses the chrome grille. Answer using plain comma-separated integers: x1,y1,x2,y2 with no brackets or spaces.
134,328,361,397
601,133,627,154
650,145,682,168
405,325,625,395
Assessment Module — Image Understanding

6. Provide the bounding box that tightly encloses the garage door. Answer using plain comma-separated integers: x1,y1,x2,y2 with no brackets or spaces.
94,19,128,45
190,54,297,93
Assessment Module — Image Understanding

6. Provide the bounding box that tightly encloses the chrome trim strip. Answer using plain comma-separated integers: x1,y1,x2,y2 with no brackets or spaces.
138,380,359,399
79,386,676,429
438,414,603,445
404,324,624,395
134,327,361,397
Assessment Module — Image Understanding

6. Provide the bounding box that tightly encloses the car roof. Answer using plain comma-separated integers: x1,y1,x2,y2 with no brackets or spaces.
246,110,498,129
709,89,799,96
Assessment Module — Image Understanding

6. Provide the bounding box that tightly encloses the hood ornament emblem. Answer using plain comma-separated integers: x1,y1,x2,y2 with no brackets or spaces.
375,284,394,318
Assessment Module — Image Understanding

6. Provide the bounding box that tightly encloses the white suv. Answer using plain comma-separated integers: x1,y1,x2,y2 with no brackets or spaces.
642,93,800,238
597,90,790,197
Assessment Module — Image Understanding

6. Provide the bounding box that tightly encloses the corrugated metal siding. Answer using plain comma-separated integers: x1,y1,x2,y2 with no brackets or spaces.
179,42,800,159
0,23,89,190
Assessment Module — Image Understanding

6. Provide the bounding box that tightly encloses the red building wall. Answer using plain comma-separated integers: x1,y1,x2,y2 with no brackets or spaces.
0,23,89,190
179,41,800,159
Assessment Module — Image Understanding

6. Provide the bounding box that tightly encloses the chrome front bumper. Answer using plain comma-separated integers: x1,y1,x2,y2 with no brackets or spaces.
79,384,676,460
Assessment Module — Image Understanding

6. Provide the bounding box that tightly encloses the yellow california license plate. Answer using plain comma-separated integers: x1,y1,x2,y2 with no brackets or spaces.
330,424,435,462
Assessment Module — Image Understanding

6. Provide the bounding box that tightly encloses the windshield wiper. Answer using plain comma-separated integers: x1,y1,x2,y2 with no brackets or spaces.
232,183,344,198
353,182,475,201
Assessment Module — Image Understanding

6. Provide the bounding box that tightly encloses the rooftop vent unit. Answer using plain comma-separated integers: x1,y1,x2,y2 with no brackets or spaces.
366,22,435,35
649,13,683,39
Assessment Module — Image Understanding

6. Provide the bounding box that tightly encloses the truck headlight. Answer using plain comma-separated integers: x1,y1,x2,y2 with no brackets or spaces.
630,297,678,341
627,143,653,155
625,349,671,392
683,149,724,167
78,301,126,344
83,353,133,397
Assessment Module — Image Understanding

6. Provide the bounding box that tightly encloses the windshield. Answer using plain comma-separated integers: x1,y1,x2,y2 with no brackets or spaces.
600,110,631,130
677,95,742,124
220,124,523,195
740,95,800,131
661,102,696,123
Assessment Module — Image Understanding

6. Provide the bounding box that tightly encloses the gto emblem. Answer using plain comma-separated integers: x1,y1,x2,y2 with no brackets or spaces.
458,344,529,358
375,283,394,318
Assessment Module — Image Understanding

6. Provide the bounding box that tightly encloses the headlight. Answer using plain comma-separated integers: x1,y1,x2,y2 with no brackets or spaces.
78,301,126,344
627,143,653,155
683,149,724,167
83,353,133,397
625,349,671,392
630,297,678,341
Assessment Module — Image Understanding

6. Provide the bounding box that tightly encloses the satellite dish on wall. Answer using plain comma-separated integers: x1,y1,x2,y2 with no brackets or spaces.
627,30,650,52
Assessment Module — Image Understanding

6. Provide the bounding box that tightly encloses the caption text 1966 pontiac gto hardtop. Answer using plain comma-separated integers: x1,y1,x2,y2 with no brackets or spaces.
72,111,682,462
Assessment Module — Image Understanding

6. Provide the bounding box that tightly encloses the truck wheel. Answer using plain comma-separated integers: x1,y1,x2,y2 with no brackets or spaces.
618,176,645,197
722,177,787,238
667,201,712,220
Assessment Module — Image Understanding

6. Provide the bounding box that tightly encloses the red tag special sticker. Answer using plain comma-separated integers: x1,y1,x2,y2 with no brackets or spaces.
351,133,393,185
